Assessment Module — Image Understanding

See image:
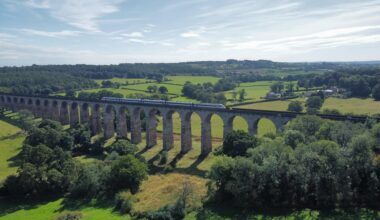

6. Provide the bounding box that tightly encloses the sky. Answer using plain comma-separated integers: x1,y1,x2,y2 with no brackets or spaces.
1,0,380,66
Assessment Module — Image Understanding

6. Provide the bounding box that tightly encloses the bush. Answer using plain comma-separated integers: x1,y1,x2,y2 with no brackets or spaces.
115,191,135,214
221,130,258,157
284,130,305,148
108,155,148,193
107,139,138,156
159,151,168,165
287,101,303,112
55,212,83,220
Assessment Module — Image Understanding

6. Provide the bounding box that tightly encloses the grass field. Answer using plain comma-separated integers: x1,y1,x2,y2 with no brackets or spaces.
127,83,184,95
0,120,25,182
322,98,380,115
0,198,129,220
165,76,220,85
237,97,380,115
94,78,152,85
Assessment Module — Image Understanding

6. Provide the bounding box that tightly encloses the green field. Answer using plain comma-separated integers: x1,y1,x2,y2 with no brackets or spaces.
95,78,152,85
237,97,380,115
165,76,220,85
127,82,184,95
0,120,25,182
0,198,129,220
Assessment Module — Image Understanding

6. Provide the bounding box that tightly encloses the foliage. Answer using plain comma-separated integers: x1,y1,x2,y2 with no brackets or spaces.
114,191,135,214
108,155,148,193
106,139,138,156
306,96,324,111
284,129,305,148
287,101,303,112
221,130,259,157
181,81,229,104
55,212,83,220
209,118,380,209
372,83,380,100
78,90,123,100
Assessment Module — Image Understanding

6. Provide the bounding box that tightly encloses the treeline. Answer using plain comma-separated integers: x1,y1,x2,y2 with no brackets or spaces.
181,79,236,103
209,116,380,209
0,71,97,95
297,68,380,99
0,119,148,211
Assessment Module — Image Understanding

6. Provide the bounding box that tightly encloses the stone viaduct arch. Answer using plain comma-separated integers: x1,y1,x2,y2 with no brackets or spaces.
1,93,372,155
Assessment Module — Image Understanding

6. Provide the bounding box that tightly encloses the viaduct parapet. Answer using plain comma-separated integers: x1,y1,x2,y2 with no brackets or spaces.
0,93,376,155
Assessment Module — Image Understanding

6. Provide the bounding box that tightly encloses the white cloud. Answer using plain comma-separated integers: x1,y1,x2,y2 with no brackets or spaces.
23,0,125,31
122,32,144,38
20,29,82,37
180,31,200,38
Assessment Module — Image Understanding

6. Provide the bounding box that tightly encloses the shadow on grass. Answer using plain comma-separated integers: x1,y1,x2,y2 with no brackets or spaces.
58,197,115,212
0,195,62,217
145,150,208,178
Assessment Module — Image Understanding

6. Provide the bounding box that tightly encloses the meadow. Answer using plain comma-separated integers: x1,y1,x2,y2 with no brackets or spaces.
0,120,25,182
237,97,380,115
94,78,153,85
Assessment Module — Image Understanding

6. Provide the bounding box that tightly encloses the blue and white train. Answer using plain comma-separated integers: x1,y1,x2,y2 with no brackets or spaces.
101,97,225,109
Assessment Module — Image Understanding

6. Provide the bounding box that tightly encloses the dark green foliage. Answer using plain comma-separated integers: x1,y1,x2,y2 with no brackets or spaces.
288,115,323,137
114,191,135,214
68,124,92,151
77,90,123,100
372,83,380,100
287,101,303,112
270,82,284,93
306,96,324,111
25,120,74,150
221,130,259,157
68,163,110,198
284,130,305,148
181,81,229,103
106,139,138,156
108,155,148,193
209,116,380,209
0,71,97,95
158,86,168,94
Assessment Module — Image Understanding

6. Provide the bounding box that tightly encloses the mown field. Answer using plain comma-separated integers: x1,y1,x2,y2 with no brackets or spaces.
0,120,25,182
237,97,380,115
94,78,153,85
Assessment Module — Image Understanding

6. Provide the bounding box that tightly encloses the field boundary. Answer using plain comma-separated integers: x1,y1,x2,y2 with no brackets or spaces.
227,96,299,107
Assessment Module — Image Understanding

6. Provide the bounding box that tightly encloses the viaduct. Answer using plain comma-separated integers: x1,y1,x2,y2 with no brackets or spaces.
0,93,377,155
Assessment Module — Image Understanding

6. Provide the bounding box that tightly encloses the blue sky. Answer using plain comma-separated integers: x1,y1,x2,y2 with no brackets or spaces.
1,0,380,65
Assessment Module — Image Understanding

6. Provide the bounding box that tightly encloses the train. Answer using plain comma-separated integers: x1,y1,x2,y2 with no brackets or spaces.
100,97,226,109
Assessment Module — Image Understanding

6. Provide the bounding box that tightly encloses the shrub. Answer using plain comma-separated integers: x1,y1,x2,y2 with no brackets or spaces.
288,101,303,112
159,151,168,165
115,191,135,214
221,130,258,157
55,212,83,220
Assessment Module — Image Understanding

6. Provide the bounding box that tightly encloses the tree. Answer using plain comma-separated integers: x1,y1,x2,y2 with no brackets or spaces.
158,86,168,94
108,155,148,193
288,115,323,136
107,139,138,156
306,96,323,112
221,130,258,157
284,130,305,148
270,82,284,93
372,83,380,100
65,90,76,98
101,80,114,88
287,101,303,112
147,85,158,93
239,89,246,101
